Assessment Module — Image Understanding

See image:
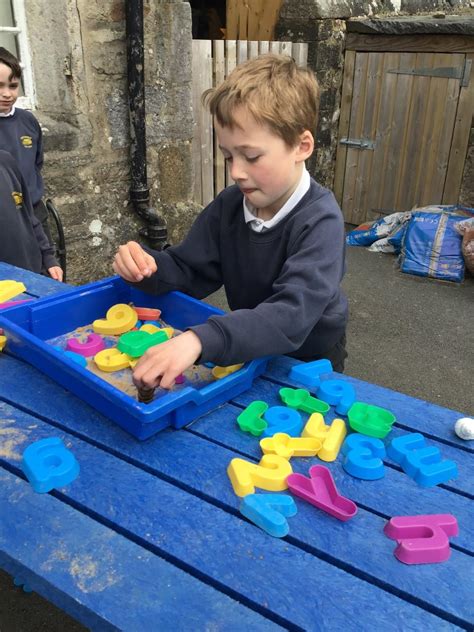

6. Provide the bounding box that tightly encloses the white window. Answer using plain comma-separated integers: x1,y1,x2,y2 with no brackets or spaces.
0,0,34,109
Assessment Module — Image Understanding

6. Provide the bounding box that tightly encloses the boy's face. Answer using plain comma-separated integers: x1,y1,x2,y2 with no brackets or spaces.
0,63,20,114
215,106,314,219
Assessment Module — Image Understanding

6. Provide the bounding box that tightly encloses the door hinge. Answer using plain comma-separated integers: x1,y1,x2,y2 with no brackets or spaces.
339,137,375,150
388,60,471,87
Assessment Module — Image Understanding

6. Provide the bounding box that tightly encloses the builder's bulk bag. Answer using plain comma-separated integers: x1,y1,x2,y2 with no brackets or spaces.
346,212,410,248
399,210,466,283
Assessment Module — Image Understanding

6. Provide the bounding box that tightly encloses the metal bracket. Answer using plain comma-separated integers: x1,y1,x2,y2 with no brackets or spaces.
388,60,471,87
339,137,375,150
461,59,472,88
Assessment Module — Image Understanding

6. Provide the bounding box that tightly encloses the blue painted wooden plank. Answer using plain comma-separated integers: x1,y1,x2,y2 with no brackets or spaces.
0,270,470,624
0,351,472,509
383,426,472,496
2,402,473,630
0,404,467,631
194,406,474,500
231,378,474,497
0,469,280,632
189,406,474,554
2,267,471,446
264,357,474,444
230,373,474,487
196,398,474,500
0,352,471,536
0,263,73,298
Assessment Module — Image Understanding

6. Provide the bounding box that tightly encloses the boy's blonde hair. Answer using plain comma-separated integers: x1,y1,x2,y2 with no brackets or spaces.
204,53,320,147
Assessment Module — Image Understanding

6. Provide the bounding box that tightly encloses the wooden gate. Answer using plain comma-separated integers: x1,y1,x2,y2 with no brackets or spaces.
226,0,284,41
192,40,308,207
334,37,474,225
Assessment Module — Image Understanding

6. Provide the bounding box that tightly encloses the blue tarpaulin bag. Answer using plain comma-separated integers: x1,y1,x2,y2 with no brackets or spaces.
387,223,408,254
346,217,391,246
346,212,410,248
399,210,467,282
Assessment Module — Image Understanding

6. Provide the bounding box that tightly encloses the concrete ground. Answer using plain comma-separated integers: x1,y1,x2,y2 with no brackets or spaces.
207,244,473,414
1,244,472,631
342,245,473,415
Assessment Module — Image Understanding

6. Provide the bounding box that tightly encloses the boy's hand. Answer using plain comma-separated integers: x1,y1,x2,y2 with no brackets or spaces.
113,241,158,282
132,330,202,390
48,266,63,282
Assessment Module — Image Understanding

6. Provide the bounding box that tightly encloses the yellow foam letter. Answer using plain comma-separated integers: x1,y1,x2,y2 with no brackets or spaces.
94,347,131,372
260,433,322,459
302,413,347,462
93,303,137,335
227,454,293,497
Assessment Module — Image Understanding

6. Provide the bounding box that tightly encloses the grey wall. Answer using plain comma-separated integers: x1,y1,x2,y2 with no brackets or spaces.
25,0,199,284
24,0,473,284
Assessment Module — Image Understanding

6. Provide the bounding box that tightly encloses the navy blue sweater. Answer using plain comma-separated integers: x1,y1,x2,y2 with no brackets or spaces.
134,180,348,365
0,108,44,205
0,150,56,272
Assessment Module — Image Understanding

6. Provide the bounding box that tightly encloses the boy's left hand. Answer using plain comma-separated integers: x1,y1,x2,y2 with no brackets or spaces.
48,266,64,282
132,330,202,390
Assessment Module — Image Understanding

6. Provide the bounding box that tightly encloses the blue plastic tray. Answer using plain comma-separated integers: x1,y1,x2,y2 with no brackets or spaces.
0,277,269,440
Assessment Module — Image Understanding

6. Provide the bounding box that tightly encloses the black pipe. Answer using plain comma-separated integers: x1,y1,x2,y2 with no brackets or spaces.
125,0,167,249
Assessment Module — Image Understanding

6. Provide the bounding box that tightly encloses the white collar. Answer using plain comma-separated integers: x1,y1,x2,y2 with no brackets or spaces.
243,167,310,233
0,105,16,118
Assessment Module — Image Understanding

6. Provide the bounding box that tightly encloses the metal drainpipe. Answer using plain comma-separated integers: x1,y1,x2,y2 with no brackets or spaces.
125,0,167,249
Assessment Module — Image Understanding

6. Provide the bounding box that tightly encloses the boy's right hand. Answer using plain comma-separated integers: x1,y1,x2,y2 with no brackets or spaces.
113,241,158,282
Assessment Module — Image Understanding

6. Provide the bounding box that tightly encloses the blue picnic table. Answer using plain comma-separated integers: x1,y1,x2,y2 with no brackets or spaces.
0,261,472,632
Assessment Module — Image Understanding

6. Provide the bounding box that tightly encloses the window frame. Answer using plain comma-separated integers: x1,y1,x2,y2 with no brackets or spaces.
0,0,35,109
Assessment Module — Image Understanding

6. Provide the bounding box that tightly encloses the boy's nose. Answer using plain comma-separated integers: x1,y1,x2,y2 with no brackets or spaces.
229,160,247,182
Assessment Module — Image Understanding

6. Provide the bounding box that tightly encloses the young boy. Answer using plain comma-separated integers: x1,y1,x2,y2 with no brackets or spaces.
0,46,57,258
0,149,61,278
113,54,348,389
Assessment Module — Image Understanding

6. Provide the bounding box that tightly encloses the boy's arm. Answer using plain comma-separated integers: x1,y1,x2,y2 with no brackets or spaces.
31,210,58,270
190,207,346,365
32,118,59,276
132,330,202,390
35,118,44,173
24,182,59,271
131,204,346,389
126,197,224,298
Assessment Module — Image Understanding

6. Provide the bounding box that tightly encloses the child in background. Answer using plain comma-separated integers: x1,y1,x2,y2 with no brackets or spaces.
113,54,348,389
0,149,61,279
0,46,56,253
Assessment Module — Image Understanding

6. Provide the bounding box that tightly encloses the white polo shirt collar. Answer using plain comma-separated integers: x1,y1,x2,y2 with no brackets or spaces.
243,167,310,233
0,105,16,117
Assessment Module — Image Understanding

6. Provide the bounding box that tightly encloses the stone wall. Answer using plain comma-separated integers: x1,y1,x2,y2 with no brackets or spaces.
276,0,474,201
24,1,473,284
25,0,198,284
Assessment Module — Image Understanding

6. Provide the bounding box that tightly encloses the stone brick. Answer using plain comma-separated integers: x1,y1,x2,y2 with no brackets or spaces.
280,0,383,20
157,143,194,203
319,88,337,114
314,41,344,71
315,126,332,147
276,20,322,42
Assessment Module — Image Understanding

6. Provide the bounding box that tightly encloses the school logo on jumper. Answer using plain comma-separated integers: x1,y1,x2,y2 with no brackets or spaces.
20,135,33,148
12,191,23,207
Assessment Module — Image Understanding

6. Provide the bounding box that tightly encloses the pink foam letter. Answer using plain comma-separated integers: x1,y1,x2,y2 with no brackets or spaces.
384,514,458,564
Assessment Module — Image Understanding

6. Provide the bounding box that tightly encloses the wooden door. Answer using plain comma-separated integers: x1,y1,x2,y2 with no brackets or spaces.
335,50,474,225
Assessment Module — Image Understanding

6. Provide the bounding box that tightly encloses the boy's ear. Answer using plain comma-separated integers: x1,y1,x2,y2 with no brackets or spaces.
296,130,314,162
